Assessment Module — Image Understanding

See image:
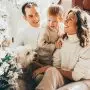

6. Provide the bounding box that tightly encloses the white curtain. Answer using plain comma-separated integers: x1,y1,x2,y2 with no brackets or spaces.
0,0,72,39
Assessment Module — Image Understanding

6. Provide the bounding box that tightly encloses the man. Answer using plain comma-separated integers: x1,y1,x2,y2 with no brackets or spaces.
10,2,45,90
12,2,43,49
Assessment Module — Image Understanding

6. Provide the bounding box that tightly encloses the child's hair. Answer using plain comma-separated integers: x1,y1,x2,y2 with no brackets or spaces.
48,4,64,18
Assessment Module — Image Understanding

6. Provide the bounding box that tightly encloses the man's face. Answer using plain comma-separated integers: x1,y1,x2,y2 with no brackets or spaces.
24,6,40,27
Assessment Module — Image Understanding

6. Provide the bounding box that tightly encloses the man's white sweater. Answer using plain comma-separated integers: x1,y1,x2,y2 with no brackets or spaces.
12,23,44,49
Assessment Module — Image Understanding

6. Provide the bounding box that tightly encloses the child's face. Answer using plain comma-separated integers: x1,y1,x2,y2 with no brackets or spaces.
48,15,60,30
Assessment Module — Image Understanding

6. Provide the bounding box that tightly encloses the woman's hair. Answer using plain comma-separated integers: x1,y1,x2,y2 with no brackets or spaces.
64,7,90,47
47,4,63,18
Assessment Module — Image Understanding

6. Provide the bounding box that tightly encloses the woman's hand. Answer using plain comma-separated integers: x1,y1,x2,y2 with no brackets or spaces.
32,66,50,78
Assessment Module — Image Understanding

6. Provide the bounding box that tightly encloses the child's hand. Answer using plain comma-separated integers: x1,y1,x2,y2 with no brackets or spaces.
55,40,62,49
32,66,50,78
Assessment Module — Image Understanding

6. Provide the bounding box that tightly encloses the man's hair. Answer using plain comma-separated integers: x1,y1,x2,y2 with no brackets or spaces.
48,4,64,17
22,2,38,15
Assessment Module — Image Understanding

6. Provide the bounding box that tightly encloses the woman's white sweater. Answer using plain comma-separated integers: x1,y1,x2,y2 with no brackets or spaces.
60,34,90,81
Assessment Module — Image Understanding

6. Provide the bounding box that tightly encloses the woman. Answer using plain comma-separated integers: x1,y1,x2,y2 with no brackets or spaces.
35,7,90,90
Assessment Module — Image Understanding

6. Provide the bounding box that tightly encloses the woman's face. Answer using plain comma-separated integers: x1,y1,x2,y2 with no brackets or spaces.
64,11,78,35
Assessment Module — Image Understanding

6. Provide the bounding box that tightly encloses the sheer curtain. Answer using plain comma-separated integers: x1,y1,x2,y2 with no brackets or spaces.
0,0,72,39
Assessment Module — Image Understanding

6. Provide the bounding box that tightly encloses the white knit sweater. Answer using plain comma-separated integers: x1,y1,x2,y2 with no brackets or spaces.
59,34,90,81
12,24,44,49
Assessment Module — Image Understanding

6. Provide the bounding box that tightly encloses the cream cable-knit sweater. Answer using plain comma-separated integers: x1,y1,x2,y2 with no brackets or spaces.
59,34,90,81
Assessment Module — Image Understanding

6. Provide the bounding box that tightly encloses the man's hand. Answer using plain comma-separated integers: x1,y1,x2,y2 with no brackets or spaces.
32,66,50,78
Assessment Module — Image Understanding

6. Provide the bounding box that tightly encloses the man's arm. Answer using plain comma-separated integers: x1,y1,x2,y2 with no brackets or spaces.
10,30,24,48
32,66,51,78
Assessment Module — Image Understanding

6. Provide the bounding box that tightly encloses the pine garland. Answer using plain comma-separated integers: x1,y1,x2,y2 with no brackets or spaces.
0,51,23,90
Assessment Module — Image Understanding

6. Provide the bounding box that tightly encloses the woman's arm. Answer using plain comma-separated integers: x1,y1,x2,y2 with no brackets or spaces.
57,68,73,81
